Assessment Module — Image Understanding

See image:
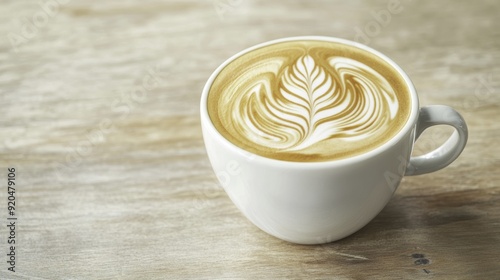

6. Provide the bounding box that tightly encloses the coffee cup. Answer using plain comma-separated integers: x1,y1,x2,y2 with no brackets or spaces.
200,36,468,244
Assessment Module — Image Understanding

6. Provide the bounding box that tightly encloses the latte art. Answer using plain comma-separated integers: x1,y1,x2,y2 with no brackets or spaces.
208,40,411,161
233,55,398,151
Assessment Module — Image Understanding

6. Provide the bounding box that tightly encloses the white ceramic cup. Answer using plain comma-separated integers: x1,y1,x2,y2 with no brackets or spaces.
200,36,468,244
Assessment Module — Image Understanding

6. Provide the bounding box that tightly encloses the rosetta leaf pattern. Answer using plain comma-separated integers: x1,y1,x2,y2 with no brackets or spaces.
233,55,398,151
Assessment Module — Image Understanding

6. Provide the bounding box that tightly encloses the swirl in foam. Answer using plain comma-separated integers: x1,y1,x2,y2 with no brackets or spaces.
208,40,410,162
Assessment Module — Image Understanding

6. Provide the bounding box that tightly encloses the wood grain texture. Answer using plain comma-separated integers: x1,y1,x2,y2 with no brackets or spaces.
1,0,499,279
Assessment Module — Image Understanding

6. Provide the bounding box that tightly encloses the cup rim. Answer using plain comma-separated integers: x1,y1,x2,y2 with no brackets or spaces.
200,36,419,168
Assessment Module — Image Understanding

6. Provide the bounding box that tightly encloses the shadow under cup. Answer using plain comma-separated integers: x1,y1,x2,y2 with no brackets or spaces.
200,36,468,244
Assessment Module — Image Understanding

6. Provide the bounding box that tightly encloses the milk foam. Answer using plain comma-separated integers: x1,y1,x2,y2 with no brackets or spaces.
208,40,410,161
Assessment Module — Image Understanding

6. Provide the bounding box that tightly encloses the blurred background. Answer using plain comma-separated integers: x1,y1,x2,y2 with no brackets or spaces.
1,0,499,278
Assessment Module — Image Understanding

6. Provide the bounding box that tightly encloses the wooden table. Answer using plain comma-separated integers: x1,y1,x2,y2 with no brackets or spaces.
1,0,499,279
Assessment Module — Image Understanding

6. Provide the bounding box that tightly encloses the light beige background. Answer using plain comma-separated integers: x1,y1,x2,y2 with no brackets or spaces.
1,0,499,279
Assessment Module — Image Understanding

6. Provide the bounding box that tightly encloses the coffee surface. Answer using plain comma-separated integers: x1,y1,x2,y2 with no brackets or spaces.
207,40,411,162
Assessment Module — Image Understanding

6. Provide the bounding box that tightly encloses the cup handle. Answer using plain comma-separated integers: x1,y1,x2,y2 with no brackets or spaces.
405,105,468,176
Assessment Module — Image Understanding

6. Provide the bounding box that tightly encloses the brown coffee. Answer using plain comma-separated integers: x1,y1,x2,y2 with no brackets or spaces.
207,39,411,162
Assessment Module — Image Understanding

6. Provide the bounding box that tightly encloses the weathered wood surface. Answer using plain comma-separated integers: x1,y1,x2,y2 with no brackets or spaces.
1,0,499,279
